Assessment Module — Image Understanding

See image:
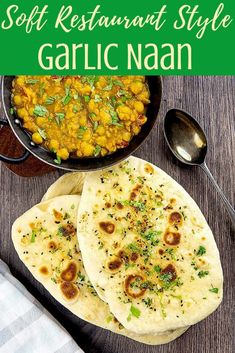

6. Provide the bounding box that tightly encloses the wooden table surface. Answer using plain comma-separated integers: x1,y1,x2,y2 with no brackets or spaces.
0,76,234,353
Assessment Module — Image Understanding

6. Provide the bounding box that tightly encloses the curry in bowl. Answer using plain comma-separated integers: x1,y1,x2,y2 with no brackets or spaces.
12,76,150,163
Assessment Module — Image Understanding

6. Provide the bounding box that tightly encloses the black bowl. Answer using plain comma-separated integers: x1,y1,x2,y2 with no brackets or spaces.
0,76,162,171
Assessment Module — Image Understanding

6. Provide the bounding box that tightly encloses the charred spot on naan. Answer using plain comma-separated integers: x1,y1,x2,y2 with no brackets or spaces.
118,249,129,264
60,281,79,302
58,223,76,238
39,265,50,277
156,194,163,202
144,163,154,175
170,198,176,206
48,240,58,250
99,221,115,234
168,212,183,227
53,209,63,222
106,257,123,273
20,235,29,246
116,202,124,210
60,261,78,282
130,184,142,201
29,222,35,229
105,202,112,208
130,252,138,262
124,274,146,298
163,204,174,211
164,230,181,246
114,248,138,266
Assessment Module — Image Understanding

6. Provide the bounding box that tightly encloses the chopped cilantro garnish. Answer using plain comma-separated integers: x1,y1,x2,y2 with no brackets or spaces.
131,201,145,211
130,305,141,318
89,112,97,120
142,297,152,307
34,105,48,117
39,83,45,97
141,230,161,245
94,94,102,102
94,145,101,157
165,248,176,259
51,277,57,284
113,79,124,87
110,110,123,127
45,96,56,105
78,273,85,281
106,315,113,323
54,156,61,165
181,211,187,220
127,242,141,253
63,212,70,220
103,77,113,91
111,96,117,106
84,95,90,103
93,121,98,131
62,95,71,105
77,126,87,139
154,265,161,273
124,262,135,270
158,294,167,318
57,226,64,237
140,281,153,289
73,105,79,113
121,200,146,211
198,270,209,278
62,87,71,105
25,79,39,84
121,96,128,103
30,230,36,243
209,287,219,294
10,107,14,115
81,76,98,88
160,272,173,283
55,113,65,125
197,246,206,256
38,128,47,140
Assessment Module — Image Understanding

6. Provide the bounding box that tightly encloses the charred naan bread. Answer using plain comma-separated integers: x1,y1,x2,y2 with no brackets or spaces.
77,157,223,335
12,195,188,345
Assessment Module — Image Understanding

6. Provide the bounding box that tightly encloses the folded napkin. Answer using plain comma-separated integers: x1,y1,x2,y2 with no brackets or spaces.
0,260,83,353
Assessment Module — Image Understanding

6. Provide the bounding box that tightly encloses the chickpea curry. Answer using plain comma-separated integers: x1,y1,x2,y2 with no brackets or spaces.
12,76,150,162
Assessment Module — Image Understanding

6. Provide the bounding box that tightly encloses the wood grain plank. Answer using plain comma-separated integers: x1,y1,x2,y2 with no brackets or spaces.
0,76,234,353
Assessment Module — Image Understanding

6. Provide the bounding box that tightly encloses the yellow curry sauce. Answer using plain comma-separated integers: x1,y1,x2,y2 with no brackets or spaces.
12,76,150,162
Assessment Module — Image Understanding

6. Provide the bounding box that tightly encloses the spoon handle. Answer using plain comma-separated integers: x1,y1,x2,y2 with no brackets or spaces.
200,162,235,225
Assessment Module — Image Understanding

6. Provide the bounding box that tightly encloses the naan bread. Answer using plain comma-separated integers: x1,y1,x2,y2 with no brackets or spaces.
12,195,188,345
77,157,223,335
42,172,85,202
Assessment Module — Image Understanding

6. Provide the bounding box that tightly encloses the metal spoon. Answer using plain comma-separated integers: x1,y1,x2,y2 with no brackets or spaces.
163,108,235,225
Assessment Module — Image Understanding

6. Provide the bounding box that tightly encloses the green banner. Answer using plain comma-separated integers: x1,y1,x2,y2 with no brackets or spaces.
0,0,234,75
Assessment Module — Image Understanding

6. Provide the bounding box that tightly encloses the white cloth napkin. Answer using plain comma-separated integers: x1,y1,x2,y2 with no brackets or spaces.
0,260,83,353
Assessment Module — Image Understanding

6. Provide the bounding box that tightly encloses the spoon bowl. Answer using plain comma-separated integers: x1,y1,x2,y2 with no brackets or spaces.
164,109,207,165
163,108,235,225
